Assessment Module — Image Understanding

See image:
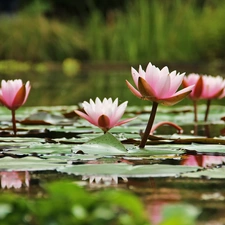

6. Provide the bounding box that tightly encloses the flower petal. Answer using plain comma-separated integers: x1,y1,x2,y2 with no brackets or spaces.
161,89,193,106
131,67,140,87
23,81,31,104
12,85,26,110
98,115,110,131
126,80,142,98
138,77,156,100
74,110,95,125
110,101,127,126
116,117,136,126
192,76,203,99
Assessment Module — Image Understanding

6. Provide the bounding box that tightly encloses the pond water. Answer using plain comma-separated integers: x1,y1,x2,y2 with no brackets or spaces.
1,63,224,107
1,68,142,106
1,65,225,224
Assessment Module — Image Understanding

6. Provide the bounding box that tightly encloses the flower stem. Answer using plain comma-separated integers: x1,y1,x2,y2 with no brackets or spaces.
139,101,158,148
11,109,17,136
193,100,198,122
150,121,183,135
204,99,211,122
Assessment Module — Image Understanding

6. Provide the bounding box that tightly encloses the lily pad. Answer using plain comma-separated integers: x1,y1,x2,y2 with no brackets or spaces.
0,156,64,171
72,132,127,155
182,166,225,179
6,143,73,155
183,143,225,155
19,111,73,125
58,163,200,178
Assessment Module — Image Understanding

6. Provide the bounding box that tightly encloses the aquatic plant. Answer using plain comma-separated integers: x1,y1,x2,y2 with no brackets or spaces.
183,74,225,122
0,79,31,135
201,75,225,121
183,73,203,122
126,62,194,148
0,181,149,225
75,97,134,133
86,0,225,63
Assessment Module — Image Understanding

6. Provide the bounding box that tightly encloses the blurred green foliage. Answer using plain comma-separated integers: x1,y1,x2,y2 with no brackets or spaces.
0,180,149,225
0,1,86,61
0,180,200,225
0,0,225,63
86,0,225,63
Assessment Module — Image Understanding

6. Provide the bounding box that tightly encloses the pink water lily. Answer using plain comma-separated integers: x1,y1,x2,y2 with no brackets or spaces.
75,97,134,132
201,75,225,100
201,75,225,121
0,79,31,110
182,73,203,100
126,62,194,148
182,73,203,122
126,62,194,106
0,79,31,135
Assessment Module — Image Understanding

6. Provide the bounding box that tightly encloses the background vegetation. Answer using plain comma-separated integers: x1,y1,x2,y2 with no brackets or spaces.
0,0,225,64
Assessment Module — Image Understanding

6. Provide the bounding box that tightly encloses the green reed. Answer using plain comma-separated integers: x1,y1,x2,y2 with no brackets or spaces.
0,12,85,61
0,0,225,63
85,0,225,63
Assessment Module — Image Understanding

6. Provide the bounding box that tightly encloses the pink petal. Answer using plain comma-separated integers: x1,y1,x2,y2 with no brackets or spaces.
115,117,136,126
156,73,171,98
110,101,128,126
167,72,185,96
173,85,195,97
23,81,31,104
131,67,140,87
138,77,156,100
126,80,142,98
75,110,96,125
160,87,193,106
12,85,26,110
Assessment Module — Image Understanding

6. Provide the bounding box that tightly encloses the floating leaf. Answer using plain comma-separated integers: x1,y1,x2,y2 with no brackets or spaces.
58,164,200,178
6,143,73,155
0,157,64,171
19,111,72,125
182,166,225,179
72,132,127,155
184,143,225,155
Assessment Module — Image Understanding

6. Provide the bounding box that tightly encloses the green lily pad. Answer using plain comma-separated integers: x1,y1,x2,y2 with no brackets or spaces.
43,154,99,161
182,166,225,179
7,143,73,155
72,132,127,155
0,156,64,171
19,111,72,125
58,164,200,178
184,143,225,155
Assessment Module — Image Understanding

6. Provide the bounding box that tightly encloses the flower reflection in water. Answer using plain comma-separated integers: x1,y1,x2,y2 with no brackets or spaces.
0,171,30,189
181,155,225,167
147,201,165,225
82,175,128,186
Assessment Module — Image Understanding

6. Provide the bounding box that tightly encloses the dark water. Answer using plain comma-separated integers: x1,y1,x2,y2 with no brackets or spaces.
1,64,224,107
1,69,146,106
